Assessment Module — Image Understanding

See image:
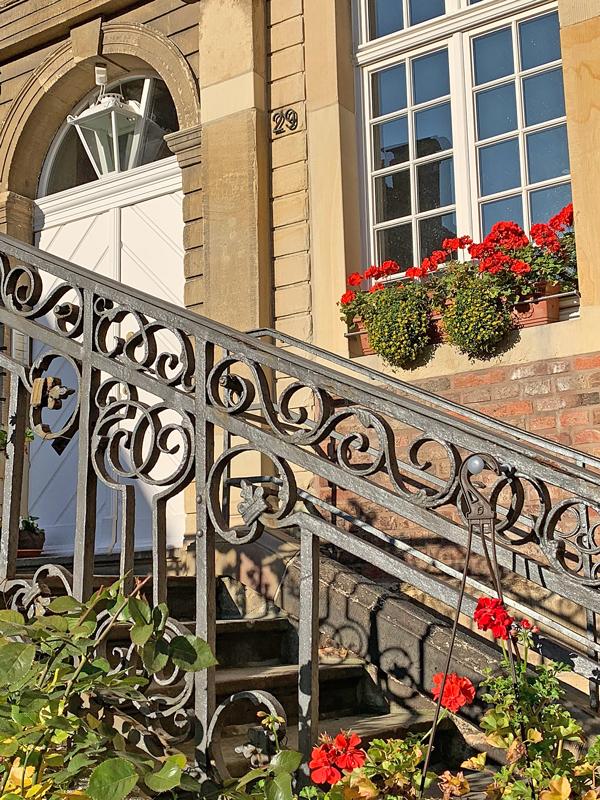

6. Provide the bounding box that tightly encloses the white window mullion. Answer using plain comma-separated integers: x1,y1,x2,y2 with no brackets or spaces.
449,31,473,242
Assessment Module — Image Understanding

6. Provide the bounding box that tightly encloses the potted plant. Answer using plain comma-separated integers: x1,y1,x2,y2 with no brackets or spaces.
17,515,45,556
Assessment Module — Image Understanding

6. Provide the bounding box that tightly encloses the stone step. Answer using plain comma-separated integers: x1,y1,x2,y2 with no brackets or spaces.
214,662,368,725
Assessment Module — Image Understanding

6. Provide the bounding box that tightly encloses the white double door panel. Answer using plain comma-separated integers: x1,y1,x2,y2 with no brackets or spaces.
29,163,185,556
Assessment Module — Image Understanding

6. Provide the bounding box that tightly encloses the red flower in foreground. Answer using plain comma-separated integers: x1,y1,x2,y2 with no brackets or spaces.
333,733,367,771
443,237,461,252
340,290,356,306
347,272,363,286
369,283,384,292
530,223,562,254
406,266,424,279
309,744,342,786
474,597,514,640
432,672,476,713
521,618,531,629
510,260,531,275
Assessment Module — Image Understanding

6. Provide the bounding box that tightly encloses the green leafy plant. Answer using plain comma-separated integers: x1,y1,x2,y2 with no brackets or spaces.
442,274,513,360
0,576,216,800
0,428,35,452
363,282,432,368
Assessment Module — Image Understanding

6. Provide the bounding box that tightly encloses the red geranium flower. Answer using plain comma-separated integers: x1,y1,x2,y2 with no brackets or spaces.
474,597,514,640
347,272,363,286
406,266,424,279
340,290,356,306
381,260,400,276
430,250,447,268
369,283,384,292
459,235,473,249
510,260,531,275
333,733,367,771
432,672,476,713
364,265,383,280
530,223,562,254
443,238,461,251
521,619,531,629
309,743,342,786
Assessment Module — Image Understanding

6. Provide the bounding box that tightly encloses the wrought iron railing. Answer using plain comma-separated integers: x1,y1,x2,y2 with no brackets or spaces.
0,232,599,778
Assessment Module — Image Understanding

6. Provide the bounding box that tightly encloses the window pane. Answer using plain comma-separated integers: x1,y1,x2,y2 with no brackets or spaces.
419,212,456,261
368,0,403,40
374,169,411,222
377,223,413,269
526,124,570,184
481,195,524,236
139,80,179,166
415,102,452,158
372,64,407,118
523,68,565,127
412,50,449,105
473,28,513,86
409,0,445,27
476,83,517,140
120,78,145,104
418,157,455,212
479,138,520,196
45,126,97,195
530,182,572,225
373,116,409,169
519,12,561,71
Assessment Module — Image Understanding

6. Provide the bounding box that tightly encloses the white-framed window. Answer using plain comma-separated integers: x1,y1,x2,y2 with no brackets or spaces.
39,74,179,198
357,0,571,271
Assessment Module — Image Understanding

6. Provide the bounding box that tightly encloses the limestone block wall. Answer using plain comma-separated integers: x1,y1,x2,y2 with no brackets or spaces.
268,0,312,343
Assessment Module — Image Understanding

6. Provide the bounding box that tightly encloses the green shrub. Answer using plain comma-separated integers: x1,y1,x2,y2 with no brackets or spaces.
0,577,215,800
364,284,431,368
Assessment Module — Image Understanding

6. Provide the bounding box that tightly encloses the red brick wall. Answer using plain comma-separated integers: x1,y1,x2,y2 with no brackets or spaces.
411,351,600,455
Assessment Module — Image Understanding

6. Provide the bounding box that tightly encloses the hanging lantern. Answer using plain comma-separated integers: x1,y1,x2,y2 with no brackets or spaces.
67,65,142,176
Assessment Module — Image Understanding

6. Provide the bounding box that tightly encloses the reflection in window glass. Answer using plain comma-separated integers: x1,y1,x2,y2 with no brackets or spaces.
476,84,517,140
419,212,456,262
479,138,521,196
530,183,572,225
409,0,445,27
45,126,98,195
372,64,407,118
368,0,403,40
481,196,524,236
473,28,513,85
373,117,409,170
377,224,413,269
415,103,453,158
526,125,570,184
375,170,412,222
523,69,565,127
519,13,561,71
418,158,455,212
139,80,178,166
412,51,450,105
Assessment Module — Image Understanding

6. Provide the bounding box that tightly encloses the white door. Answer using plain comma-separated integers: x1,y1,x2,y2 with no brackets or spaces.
28,158,185,557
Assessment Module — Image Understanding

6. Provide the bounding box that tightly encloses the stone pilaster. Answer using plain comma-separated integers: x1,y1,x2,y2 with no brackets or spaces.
165,125,204,315
198,0,271,332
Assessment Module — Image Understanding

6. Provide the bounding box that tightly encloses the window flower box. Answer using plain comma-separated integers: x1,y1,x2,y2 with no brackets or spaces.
340,204,576,366
513,281,561,328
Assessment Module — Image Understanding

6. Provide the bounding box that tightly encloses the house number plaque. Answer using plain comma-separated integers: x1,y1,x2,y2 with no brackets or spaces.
272,108,299,135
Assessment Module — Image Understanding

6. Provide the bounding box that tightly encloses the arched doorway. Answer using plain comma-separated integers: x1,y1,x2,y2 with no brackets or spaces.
26,73,187,557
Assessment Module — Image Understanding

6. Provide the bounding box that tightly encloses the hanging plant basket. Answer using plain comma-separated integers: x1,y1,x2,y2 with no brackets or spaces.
513,281,561,329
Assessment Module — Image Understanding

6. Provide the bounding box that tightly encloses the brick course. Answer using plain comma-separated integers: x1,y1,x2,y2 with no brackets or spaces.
410,351,600,455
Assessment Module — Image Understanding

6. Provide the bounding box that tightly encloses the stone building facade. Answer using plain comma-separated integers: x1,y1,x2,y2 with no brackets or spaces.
0,0,600,552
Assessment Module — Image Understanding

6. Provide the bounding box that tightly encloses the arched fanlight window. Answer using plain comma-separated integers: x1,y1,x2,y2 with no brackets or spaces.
39,73,179,197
